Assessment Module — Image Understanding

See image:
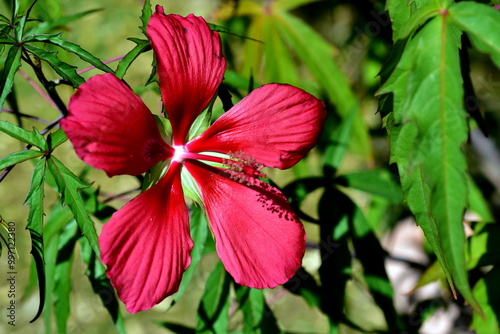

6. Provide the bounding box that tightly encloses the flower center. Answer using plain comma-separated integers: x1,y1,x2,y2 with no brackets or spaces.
172,147,266,184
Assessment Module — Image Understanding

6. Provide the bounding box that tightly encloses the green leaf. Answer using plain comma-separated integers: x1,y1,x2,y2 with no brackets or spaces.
449,1,500,69
23,44,84,87
348,199,404,332
0,150,43,170
140,0,152,36
273,0,324,11
25,33,114,74
379,13,481,314
322,110,356,172
46,156,100,257
28,9,102,35
472,266,500,333
53,220,79,334
275,10,371,158
79,236,126,334
196,261,231,333
235,286,282,333
386,0,443,41
0,45,21,109
25,158,46,323
336,169,402,203
0,121,48,150
47,129,68,150
174,205,208,303
115,38,151,79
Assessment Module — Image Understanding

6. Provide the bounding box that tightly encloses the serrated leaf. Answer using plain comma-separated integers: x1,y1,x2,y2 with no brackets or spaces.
140,0,152,36
174,205,208,303
0,150,43,170
386,0,442,41
25,158,46,323
46,156,100,257
115,38,151,79
196,260,231,333
379,13,481,314
0,45,21,109
0,121,48,150
449,1,500,69
23,44,84,87
25,33,114,74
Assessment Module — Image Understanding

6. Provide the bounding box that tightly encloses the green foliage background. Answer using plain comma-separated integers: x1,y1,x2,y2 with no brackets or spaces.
1,0,500,333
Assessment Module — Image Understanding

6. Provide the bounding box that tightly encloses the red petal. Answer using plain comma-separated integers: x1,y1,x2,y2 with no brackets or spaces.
185,161,306,288
61,73,172,177
147,7,226,145
99,163,192,313
187,84,326,169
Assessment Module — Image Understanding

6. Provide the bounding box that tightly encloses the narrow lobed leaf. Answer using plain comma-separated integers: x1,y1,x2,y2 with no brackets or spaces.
0,121,48,150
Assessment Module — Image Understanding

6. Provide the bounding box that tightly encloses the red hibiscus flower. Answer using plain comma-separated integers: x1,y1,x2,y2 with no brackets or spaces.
61,5,326,313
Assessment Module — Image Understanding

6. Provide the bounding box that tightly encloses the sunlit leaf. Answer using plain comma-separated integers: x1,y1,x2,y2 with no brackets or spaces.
0,150,43,170
472,266,500,333
115,38,151,79
378,13,481,314
336,169,402,203
449,2,500,69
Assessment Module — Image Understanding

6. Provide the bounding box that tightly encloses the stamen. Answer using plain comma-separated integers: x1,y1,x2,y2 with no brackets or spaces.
222,151,267,185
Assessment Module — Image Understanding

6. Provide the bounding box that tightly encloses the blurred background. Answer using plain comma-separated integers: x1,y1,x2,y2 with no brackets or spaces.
1,0,500,333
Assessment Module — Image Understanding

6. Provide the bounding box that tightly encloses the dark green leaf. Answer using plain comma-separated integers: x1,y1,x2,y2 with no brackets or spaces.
323,110,356,172
115,38,151,79
196,261,231,333
235,286,282,333
155,322,195,334
0,150,43,170
46,156,100,257
449,2,500,69
174,205,208,303
25,158,46,323
0,121,48,150
25,33,114,73
23,44,84,87
349,199,404,332
0,45,21,108
79,235,126,334
53,220,79,334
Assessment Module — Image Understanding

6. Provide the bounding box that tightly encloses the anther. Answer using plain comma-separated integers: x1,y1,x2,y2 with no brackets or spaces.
222,151,266,185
